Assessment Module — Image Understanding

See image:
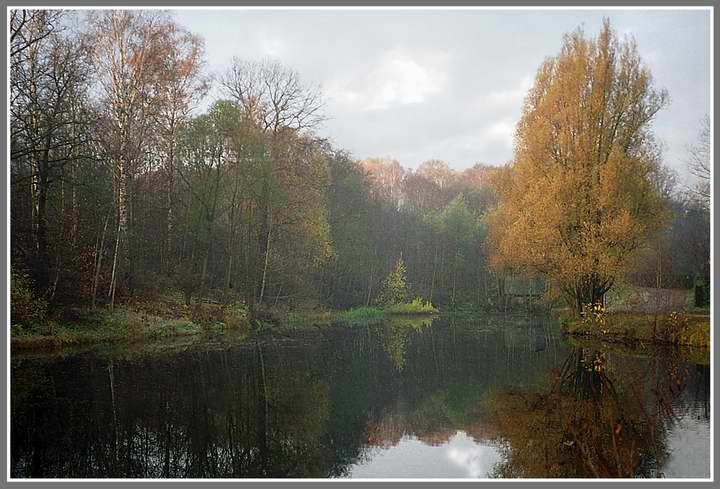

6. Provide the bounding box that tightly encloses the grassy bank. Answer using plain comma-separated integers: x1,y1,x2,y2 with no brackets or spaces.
332,299,438,326
278,299,438,329
11,297,439,351
11,299,251,351
559,310,710,349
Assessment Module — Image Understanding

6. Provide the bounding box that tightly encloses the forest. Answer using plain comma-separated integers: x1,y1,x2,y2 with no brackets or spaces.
9,10,711,337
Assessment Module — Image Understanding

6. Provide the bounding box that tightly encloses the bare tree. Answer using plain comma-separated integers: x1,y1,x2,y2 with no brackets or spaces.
687,115,710,209
152,24,209,272
10,10,91,292
88,10,184,303
220,58,324,136
219,58,325,304
10,9,62,59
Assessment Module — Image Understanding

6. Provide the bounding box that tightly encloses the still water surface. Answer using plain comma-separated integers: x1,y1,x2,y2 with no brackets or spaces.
11,315,710,478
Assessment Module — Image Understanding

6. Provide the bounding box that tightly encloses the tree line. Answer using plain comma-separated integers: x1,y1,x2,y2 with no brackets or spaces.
10,11,710,318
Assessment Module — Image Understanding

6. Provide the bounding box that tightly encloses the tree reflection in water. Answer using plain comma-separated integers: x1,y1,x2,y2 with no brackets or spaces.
483,347,704,478
11,316,709,478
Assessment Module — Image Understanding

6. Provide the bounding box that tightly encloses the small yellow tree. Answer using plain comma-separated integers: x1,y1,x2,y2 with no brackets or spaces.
376,257,409,306
489,20,668,315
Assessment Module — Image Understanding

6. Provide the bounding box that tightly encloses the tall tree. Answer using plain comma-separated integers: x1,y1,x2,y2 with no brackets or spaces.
489,20,668,315
88,10,188,303
220,58,326,304
153,25,208,272
10,10,91,293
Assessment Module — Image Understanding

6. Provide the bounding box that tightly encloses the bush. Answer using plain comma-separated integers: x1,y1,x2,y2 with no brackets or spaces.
10,266,47,335
132,271,176,300
580,302,608,333
658,311,689,344
676,318,710,348
190,302,225,330
384,298,438,315
223,302,250,329
187,301,250,333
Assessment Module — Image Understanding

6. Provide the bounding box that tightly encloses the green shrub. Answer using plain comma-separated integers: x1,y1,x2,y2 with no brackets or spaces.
10,266,47,335
384,298,438,315
580,302,608,332
224,302,250,329
158,287,186,305
190,302,224,329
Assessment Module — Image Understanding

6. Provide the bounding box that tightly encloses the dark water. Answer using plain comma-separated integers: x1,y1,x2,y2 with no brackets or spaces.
10,315,710,478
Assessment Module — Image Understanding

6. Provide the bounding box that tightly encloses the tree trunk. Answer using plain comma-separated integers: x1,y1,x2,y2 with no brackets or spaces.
108,215,121,309
92,213,111,308
200,253,208,294
165,129,176,274
226,196,238,291
117,156,131,296
573,279,607,316
226,253,233,291
256,180,271,302
365,263,373,307
429,246,438,302
258,211,272,305
451,254,458,305
34,144,50,293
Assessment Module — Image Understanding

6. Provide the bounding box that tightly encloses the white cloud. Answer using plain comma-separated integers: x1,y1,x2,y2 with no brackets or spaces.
446,435,500,479
255,28,288,57
326,48,449,112
474,75,533,111
176,10,710,174
378,121,516,170
481,120,516,146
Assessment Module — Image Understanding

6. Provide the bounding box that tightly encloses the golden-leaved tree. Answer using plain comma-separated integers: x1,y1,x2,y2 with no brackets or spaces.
489,20,668,315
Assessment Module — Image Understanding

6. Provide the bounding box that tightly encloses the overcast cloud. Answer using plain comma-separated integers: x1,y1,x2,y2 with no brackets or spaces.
174,8,711,181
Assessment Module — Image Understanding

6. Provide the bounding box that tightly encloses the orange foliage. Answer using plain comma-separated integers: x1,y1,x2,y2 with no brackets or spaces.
488,20,668,313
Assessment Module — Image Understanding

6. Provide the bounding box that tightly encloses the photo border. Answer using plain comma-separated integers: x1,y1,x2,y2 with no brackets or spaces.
2,1,715,488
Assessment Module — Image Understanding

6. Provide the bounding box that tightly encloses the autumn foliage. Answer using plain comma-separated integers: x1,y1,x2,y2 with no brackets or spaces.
489,20,668,315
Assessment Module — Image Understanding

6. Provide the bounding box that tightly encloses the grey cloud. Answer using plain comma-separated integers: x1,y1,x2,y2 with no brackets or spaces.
175,9,710,178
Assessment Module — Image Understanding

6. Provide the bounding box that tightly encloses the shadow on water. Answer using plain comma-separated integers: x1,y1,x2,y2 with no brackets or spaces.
10,314,709,478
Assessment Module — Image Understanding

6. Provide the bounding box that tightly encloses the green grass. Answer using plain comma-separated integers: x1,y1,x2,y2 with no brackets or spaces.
334,299,438,327
11,300,251,351
335,307,386,326
384,298,439,315
12,308,200,349
284,310,334,329
11,296,439,350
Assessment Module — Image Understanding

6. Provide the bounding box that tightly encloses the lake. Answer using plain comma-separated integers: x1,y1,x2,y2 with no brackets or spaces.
10,315,710,478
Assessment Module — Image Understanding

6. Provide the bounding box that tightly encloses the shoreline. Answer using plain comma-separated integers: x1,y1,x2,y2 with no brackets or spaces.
558,311,710,350
10,301,440,353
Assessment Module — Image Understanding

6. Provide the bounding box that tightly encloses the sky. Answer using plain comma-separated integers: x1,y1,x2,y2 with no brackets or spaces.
173,8,711,181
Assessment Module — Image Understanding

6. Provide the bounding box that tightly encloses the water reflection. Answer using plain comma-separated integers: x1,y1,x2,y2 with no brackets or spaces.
482,347,706,478
10,315,709,478
350,432,501,478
